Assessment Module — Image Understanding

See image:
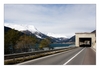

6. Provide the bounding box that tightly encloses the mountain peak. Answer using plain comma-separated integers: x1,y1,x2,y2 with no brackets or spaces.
4,23,38,33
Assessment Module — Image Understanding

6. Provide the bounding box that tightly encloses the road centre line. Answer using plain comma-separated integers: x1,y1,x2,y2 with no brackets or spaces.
17,48,76,65
63,48,85,65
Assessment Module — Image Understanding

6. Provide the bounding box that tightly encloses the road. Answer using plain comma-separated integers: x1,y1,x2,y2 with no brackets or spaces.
17,47,96,65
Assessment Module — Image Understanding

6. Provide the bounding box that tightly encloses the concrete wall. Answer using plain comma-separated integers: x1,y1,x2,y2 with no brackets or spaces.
75,33,96,47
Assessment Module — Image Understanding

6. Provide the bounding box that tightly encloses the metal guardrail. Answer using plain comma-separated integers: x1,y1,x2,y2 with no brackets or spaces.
4,46,77,60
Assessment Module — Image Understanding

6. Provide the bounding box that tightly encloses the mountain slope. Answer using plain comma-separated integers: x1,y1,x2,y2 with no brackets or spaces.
91,30,96,33
4,26,12,32
47,33,67,38
4,23,38,33
66,35,75,42
4,26,31,37
4,23,69,43
4,23,48,39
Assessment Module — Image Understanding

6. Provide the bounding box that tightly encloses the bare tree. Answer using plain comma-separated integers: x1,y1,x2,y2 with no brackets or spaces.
15,35,37,52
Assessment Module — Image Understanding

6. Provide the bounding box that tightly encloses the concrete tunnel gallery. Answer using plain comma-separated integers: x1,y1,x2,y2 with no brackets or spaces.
75,33,95,47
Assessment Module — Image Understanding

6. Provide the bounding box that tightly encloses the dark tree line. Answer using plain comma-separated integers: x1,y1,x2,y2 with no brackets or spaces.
39,38,51,50
15,35,37,52
4,29,20,54
4,29,51,54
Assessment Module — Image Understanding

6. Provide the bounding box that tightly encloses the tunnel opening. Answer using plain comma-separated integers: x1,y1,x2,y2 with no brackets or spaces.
79,38,91,47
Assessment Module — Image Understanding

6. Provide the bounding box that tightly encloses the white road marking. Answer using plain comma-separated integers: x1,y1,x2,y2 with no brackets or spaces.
91,47,96,52
63,48,85,65
16,49,74,65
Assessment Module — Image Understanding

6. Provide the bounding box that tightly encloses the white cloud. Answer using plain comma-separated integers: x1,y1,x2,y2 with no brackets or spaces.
4,4,96,37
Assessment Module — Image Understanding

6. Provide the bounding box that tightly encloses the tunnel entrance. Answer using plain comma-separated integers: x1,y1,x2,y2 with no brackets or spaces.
79,38,91,47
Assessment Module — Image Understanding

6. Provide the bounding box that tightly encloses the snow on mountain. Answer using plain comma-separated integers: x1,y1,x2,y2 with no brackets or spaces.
4,23,68,39
4,23,48,39
47,33,67,38
35,34,42,39
4,23,39,33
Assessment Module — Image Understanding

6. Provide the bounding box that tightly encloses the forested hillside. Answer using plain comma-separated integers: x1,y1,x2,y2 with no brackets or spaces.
4,26,51,54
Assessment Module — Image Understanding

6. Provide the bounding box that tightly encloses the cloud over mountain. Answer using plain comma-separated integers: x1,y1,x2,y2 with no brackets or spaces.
4,4,96,37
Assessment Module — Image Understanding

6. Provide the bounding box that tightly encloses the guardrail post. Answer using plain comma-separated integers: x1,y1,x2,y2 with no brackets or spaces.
23,56,25,61
13,57,16,64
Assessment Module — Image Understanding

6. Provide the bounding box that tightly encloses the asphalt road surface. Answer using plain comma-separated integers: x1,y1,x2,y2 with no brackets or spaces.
17,47,96,65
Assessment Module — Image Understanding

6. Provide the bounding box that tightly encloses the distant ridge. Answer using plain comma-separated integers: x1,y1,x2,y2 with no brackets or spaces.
66,30,96,43
91,30,96,33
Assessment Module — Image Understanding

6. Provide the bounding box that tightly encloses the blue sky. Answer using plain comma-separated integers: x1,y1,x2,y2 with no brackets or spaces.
4,4,96,37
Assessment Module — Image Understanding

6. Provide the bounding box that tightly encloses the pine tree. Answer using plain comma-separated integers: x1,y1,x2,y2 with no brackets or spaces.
16,35,37,52
4,29,20,54
39,38,51,50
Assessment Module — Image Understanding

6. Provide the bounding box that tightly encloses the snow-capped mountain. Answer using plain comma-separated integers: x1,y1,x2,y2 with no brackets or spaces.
4,23,69,43
4,23,68,39
4,23,39,33
47,33,67,38
4,23,47,39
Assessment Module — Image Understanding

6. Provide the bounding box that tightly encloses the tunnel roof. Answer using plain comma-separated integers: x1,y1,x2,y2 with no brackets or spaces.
75,32,95,34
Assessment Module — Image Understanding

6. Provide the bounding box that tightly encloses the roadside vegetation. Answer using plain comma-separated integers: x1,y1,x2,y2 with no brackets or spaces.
39,38,51,50
4,29,51,54
4,47,75,65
